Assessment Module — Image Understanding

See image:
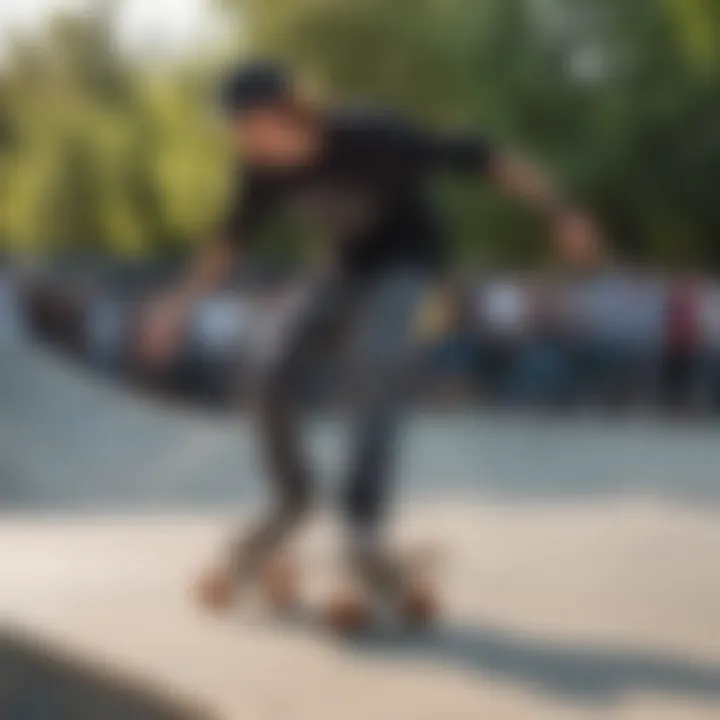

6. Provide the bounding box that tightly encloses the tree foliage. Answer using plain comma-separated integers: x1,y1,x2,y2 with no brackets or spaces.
0,0,718,268
0,8,228,258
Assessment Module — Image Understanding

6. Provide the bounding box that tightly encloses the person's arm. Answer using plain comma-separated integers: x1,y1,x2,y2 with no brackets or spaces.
404,119,605,266
174,168,271,306
138,171,268,366
488,151,605,266
489,153,566,214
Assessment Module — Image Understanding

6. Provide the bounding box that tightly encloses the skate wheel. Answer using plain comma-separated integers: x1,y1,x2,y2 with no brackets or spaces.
194,567,236,613
400,585,439,629
261,556,300,613
324,592,371,635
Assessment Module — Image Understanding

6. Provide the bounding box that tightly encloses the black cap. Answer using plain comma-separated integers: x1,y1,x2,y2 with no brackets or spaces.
218,60,292,117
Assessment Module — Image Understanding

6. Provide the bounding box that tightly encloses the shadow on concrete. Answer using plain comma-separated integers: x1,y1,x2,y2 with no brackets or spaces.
0,631,213,720
351,621,720,705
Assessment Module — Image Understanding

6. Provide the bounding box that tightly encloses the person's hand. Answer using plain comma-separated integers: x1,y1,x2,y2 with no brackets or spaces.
553,208,605,268
136,292,191,367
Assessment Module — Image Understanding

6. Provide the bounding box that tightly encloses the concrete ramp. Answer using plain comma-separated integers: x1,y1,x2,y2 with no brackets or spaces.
2,340,720,719
0,340,253,509
1,509,720,720
2,337,720,510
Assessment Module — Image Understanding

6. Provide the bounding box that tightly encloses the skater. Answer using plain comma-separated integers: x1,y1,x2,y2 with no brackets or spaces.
139,61,602,628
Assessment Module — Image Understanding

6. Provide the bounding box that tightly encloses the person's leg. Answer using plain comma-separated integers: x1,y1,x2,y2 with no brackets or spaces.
341,269,429,592
228,278,352,582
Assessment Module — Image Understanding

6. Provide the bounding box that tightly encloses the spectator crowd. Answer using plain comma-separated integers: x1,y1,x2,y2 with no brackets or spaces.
7,260,720,416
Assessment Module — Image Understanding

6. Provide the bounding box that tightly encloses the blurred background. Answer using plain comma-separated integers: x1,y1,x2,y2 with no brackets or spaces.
2,2,720,719
0,0,719,416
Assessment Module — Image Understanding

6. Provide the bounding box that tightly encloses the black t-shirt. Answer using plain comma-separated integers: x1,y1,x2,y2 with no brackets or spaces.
222,109,494,277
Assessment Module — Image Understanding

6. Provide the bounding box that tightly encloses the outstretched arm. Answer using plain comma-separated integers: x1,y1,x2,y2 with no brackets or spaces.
488,152,605,266
405,120,606,266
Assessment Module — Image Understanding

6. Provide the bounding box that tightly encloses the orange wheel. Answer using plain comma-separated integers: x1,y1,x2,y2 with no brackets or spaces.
400,583,439,629
261,556,300,613
324,590,371,635
194,566,237,614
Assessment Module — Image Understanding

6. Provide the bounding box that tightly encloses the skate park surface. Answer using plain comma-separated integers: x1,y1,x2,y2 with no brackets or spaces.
2,337,720,719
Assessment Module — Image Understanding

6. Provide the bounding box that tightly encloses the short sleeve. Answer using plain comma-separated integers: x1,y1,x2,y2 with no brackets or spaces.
364,115,494,177
332,111,495,179
421,130,495,175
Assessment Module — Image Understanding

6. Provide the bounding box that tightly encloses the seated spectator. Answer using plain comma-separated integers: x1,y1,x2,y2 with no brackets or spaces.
563,269,661,409
692,279,720,412
475,274,531,403
511,276,570,407
420,284,476,404
662,276,702,413
191,292,252,404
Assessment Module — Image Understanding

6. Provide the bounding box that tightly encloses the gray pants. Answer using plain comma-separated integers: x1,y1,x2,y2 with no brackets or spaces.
232,268,429,576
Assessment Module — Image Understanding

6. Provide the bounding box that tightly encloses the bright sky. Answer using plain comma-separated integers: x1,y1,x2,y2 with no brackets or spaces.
0,0,227,56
